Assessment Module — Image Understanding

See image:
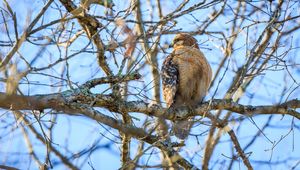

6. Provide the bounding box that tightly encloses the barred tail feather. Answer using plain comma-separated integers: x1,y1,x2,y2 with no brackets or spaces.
172,120,194,140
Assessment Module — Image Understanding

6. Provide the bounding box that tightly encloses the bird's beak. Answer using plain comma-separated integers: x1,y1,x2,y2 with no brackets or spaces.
169,42,174,48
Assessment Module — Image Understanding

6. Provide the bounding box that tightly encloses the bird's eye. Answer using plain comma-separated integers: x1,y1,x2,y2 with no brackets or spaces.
173,39,180,44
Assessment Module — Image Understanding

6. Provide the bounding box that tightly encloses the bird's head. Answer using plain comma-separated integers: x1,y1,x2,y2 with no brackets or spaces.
170,33,199,49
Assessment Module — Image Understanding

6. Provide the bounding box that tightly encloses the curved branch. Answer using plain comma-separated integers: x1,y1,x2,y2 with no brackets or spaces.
58,0,113,76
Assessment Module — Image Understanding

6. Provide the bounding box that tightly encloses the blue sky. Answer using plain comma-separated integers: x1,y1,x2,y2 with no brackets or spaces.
0,0,300,169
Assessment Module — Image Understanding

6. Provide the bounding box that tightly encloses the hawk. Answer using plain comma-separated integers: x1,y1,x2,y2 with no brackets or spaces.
162,33,212,139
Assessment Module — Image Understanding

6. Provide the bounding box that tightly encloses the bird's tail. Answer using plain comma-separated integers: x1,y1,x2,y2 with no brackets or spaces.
172,119,194,140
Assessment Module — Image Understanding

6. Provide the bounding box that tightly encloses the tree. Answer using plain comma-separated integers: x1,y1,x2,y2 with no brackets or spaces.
0,0,300,169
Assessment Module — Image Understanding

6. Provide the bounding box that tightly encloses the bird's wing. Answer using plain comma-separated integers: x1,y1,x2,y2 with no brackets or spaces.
162,53,179,108
168,47,212,106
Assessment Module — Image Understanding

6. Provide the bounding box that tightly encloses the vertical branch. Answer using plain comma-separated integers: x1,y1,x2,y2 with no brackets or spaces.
120,61,133,169
134,0,161,104
120,113,133,169
20,121,44,169
202,123,223,170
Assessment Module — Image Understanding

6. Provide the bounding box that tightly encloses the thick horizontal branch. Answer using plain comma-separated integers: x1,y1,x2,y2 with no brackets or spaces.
0,92,299,121
114,99,300,121
205,99,300,119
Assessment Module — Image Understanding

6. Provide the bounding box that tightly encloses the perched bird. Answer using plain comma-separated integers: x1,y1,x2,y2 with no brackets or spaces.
162,33,212,139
